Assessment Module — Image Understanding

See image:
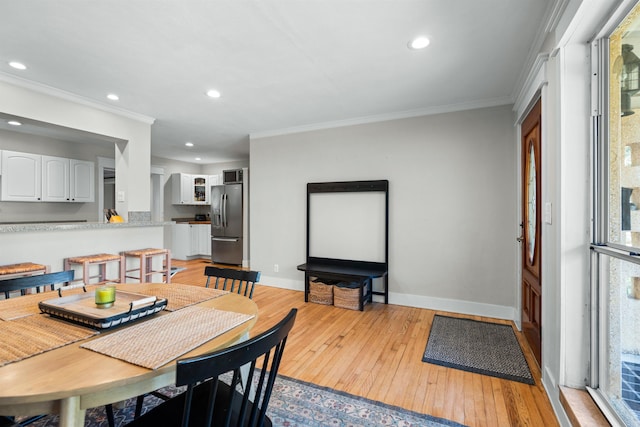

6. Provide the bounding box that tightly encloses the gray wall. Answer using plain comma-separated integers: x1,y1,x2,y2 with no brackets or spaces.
250,105,518,318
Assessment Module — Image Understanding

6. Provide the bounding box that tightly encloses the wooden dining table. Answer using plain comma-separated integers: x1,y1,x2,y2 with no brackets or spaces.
0,282,258,427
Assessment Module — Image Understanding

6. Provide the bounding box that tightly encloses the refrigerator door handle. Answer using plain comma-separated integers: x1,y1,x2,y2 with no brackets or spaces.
211,237,239,242
223,193,228,227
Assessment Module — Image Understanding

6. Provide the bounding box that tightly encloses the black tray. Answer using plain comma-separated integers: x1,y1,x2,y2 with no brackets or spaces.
39,290,167,330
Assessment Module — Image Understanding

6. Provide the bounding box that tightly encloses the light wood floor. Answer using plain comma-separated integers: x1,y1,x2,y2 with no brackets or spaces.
172,258,559,427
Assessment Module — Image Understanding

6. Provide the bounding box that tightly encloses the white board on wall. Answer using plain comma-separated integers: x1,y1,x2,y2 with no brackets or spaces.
308,191,386,262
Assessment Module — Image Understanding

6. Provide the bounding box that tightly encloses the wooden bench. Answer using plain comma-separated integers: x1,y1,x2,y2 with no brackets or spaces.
297,257,388,311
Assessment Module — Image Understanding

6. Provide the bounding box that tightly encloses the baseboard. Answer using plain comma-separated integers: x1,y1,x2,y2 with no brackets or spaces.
258,275,516,321
389,292,516,321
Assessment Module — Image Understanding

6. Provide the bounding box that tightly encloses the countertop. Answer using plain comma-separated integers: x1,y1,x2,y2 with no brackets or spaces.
172,217,211,224
175,221,211,224
0,221,175,233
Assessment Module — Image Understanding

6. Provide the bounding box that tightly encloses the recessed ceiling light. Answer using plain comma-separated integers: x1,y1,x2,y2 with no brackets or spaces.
107,93,119,101
185,142,194,147
195,157,201,161
9,61,26,70
206,89,221,99
7,120,22,126
408,36,430,50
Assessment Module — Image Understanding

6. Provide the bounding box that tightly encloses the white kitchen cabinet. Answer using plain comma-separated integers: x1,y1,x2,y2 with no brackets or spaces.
190,224,211,256
42,156,69,202
41,156,94,202
171,173,210,205
172,223,211,260
1,151,94,203
0,150,42,201
70,159,95,202
172,223,192,260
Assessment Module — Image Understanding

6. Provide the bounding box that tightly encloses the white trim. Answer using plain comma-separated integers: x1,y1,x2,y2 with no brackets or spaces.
250,97,513,140
0,72,155,125
586,387,627,427
544,0,571,34
258,276,516,321
97,157,116,221
150,165,164,175
514,54,550,122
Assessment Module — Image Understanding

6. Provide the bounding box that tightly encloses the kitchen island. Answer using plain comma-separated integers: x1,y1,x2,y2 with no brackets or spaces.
0,221,174,281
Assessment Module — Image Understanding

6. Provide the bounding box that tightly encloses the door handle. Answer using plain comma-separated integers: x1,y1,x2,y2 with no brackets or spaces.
517,235,524,243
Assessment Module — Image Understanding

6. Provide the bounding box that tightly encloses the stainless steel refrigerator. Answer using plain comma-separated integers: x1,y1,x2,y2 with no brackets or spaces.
210,183,243,265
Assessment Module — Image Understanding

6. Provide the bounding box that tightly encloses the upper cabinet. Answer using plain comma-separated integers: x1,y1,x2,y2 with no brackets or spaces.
1,151,42,201
42,156,69,202
1,150,94,203
172,173,210,205
70,159,95,202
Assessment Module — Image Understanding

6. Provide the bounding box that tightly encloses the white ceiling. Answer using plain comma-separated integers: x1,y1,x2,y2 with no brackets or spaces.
0,0,551,164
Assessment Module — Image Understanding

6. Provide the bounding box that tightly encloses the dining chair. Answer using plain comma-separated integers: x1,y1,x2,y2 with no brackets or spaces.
125,308,297,427
0,271,74,427
203,266,261,299
130,266,262,420
0,270,74,299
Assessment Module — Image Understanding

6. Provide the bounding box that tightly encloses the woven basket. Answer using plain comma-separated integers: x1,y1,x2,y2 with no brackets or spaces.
333,282,362,310
309,280,333,305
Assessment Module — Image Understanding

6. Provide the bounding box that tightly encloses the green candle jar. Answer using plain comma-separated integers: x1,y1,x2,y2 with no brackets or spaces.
95,285,116,308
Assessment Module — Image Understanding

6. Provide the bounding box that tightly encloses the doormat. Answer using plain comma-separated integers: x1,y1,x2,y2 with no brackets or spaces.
422,315,534,385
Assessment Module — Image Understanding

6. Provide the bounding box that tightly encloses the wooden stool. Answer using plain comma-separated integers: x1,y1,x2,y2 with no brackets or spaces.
0,262,50,281
64,253,124,285
122,248,171,283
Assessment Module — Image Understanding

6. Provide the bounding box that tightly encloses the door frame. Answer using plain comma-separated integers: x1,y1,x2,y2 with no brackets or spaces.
514,55,549,332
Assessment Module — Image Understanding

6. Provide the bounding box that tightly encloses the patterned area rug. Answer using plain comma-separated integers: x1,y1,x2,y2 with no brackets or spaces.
25,374,466,427
422,315,534,385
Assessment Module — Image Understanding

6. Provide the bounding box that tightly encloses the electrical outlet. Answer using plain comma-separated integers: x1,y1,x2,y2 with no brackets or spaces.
274,264,279,273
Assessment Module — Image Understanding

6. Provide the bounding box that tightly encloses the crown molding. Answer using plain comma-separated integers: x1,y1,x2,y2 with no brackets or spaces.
250,96,513,140
0,72,155,125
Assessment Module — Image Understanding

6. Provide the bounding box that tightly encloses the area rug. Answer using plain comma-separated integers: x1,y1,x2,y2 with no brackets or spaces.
24,374,467,427
422,315,534,385
169,266,186,277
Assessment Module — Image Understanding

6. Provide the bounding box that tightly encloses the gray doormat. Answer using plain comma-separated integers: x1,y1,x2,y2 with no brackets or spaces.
422,315,534,385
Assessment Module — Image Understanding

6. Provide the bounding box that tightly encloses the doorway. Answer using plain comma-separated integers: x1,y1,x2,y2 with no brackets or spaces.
521,98,542,367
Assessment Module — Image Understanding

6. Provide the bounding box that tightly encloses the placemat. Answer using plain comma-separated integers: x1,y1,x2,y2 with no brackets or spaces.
81,306,254,369
130,284,227,311
0,314,98,367
0,286,92,321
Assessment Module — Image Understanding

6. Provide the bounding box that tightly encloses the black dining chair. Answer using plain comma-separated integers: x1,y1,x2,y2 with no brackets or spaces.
131,266,263,419
0,270,74,299
204,266,261,299
125,308,297,427
0,271,124,427
0,270,74,427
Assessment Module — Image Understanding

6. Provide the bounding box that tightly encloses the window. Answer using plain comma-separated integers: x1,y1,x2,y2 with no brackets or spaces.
592,2,640,425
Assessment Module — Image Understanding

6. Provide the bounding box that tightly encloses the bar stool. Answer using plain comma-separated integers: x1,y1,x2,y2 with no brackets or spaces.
0,262,50,281
122,248,171,283
64,253,124,285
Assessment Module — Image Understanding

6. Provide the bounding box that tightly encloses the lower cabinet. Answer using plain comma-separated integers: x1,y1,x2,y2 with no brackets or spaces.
172,224,211,260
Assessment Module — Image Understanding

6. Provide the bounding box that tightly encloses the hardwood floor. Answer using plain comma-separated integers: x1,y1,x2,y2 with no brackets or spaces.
172,258,559,426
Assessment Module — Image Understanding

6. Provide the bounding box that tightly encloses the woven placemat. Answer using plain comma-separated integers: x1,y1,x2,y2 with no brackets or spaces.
0,286,91,321
0,315,98,367
81,306,254,369
130,284,227,311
